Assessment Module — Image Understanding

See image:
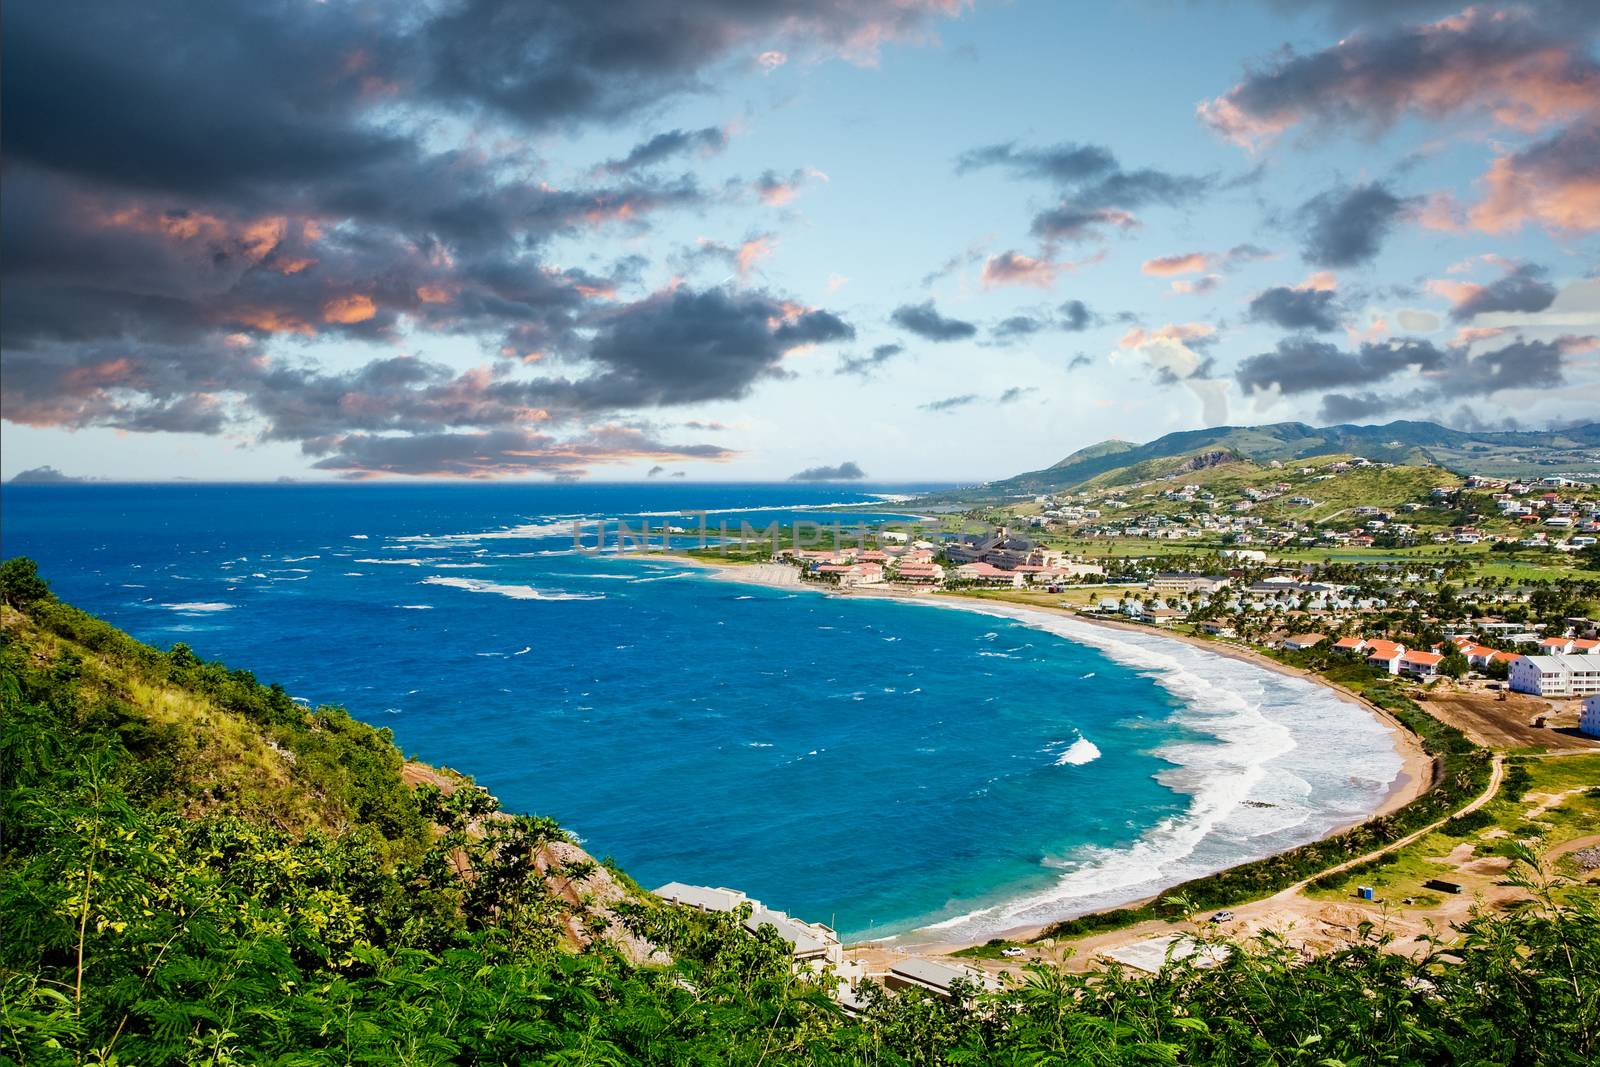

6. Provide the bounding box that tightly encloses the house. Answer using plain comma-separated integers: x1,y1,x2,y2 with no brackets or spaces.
1581,695,1600,739
1462,644,1501,668
1572,638,1600,655
1281,633,1325,652
1200,621,1236,637
1332,636,1369,654
1398,650,1445,678
1509,655,1600,697
1539,637,1576,655
1365,639,1406,674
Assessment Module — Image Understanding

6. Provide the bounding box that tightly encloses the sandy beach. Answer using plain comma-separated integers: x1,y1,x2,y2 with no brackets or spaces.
673,555,1439,951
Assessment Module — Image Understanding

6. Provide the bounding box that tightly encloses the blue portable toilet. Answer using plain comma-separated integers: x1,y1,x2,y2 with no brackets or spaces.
1358,885,1375,901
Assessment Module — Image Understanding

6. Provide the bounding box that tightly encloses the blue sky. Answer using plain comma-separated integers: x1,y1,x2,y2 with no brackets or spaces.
2,0,1596,482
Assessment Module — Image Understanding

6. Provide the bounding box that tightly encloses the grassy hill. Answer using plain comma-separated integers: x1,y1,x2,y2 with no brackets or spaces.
931,419,1600,502
3,558,1597,1064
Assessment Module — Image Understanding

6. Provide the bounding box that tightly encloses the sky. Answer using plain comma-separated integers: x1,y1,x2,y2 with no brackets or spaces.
2,0,1597,484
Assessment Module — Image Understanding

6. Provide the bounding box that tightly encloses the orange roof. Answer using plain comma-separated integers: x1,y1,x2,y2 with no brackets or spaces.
1333,636,1366,649
1402,651,1444,666
1284,633,1324,645
1491,651,1521,663
1365,639,1404,657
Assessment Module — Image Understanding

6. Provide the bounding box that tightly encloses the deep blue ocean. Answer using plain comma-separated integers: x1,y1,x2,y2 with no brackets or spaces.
0,483,1403,942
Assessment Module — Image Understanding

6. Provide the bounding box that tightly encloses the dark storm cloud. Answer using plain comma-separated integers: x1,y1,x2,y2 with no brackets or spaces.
991,316,1045,341
1449,264,1559,321
1248,286,1343,332
788,461,867,481
998,387,1034,403
920,394,979,412
1235,336,1447,395
890,301,977,342
0,0,919,477
601,127,729,174
889,300,972,342
836,343,905,377
1059,299,1094,331
957,139,1210,243
1067,353,1093,370
306,425,734,479
1296,183,1415,267
1237,335,1571,422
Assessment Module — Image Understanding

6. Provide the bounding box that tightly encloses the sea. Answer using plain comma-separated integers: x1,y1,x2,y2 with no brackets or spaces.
0,482,1403,942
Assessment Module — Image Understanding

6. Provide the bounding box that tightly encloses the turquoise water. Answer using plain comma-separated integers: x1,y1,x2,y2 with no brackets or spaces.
0,484,1402,941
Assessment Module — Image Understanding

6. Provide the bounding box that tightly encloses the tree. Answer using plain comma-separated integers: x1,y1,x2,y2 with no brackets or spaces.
1439,651,1469,679
0,556,51,608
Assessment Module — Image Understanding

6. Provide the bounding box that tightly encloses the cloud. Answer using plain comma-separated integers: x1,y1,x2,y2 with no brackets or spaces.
1426,262,1558,321
646,464,666,477
998,386,1034,403
789,460,866,481
601,126,729,174
890,301,977,341
1315,338,1569,421
1143,252,1210,277
1199,6,1600,147
1059,299,1094,331
1297,182,1415,267
957,139,1210,243
1236,336,1447,395
1248,284,1343,332
991,316,1045,342
306,424,736,479
0,0,938,477
755,167,826,206
1067,353,1093,370
981,252,1063,289
1114,323,1229,423
836,342,905,377
1467,119,1600,234
920,394,980,412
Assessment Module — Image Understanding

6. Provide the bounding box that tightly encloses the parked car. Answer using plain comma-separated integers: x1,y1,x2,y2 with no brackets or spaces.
1000,947,1026,958
1210,910,1234,922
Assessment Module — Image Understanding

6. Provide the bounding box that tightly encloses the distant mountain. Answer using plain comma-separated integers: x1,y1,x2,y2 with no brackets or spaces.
938,420,1600,500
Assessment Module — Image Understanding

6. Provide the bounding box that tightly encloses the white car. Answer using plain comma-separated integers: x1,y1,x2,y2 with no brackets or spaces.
1000,947,1026,958
1210,910,1234,922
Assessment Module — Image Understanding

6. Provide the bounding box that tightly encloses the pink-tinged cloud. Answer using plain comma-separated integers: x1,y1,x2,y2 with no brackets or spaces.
323,294,377,324
1199,7,1600,148
1142,252,1210,276
1425,278,1483,308
1118,322,1215,349
1468,120,1600,233
1452,325,1508,346
981,251,1062,289
736,236,776,278
1298,271,1337,292
1171,275,1221,295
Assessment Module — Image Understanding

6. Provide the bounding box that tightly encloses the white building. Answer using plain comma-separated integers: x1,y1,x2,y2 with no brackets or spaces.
653,882,864,993
1509,655,1600,697
1581,695,1600,739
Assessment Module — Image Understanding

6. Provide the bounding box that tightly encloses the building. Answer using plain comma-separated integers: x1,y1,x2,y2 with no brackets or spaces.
1581,695,1600,739
883,958,1000,1001
1150,572,1228,596
1281,633,1325,652
892,561,945,585
1332,636,1368,654
1398,650,1444,678
954,561,1024,587
653,882,862,992
1364,639,1406,674
1509,655,1600,697
814,562,884,587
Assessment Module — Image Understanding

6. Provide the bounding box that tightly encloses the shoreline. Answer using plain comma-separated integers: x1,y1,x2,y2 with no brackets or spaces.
668,554,1436,950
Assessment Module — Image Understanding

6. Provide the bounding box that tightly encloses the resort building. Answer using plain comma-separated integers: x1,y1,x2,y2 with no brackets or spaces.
953,562,1025,587
1364,639,1406,674
813,562,885,588
1581,695,1600,739
1332,636,1368,654
1280,633,1325,652
1150,572,1228,596
892,561,945,585
1398,650,1444,678
882,958,1001,1001
1509,655,1600,697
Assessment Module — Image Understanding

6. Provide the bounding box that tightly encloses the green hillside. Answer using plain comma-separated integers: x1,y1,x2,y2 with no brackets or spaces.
3,558,1598,1065
932,419,1600,502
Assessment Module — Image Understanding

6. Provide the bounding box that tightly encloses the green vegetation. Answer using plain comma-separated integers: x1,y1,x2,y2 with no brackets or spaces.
3,561,1598,1065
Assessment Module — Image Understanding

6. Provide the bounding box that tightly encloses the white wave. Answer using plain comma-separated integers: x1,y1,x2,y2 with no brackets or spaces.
420,576,603,601
512,646,532,656
281,555,320,563
161,602,234,613
396,519,583,543
349,534,369,539
434,562,489,569
630,571,695,583
1054,737,1101,766
396,604,433,610
354,558,439,566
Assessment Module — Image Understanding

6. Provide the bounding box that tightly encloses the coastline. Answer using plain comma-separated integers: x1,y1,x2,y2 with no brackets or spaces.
670,554,1436,948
